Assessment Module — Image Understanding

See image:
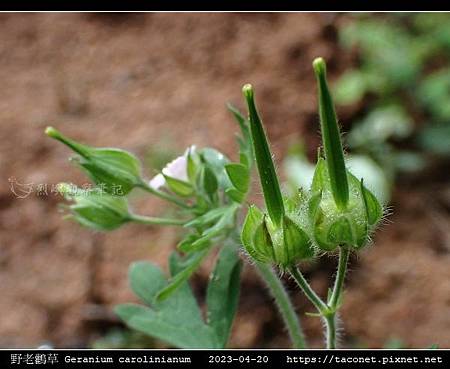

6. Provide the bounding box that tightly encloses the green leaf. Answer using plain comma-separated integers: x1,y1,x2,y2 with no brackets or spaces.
225,188,245,203
163,175,193,197
227,103,251,144
200,148,231,189
184,207,228,228
242,84,284,226
225,163,250,193
156,249,210,301
227,104,253,168
239,151,250,168
178,234,211,253
197,205,238,239
187,148,199,183
313,58,349,209
206,245,242,348
202,166,218,195
115,303,216,348
128,261,167,306
182,205,238,253
116,260,218,348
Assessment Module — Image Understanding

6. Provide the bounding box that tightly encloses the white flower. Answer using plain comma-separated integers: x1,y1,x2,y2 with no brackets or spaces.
148,146,196,190
148,173,166,190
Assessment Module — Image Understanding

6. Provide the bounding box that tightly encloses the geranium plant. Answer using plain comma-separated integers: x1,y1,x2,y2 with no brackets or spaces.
47,57,384,349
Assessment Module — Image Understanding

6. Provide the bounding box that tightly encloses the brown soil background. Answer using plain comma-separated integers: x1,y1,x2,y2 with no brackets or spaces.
0,13,449,348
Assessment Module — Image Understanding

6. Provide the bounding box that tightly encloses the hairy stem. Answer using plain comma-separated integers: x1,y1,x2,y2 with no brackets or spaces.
325,313,337,349
329,246,350,309
255,262,306,349
288,266,328,314
324,246,350,349
289,265,348,349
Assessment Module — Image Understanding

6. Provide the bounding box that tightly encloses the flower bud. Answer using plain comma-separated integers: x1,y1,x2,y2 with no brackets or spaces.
58,183,131,231
46,127,142,195
309,158,383,251
241,205,314,268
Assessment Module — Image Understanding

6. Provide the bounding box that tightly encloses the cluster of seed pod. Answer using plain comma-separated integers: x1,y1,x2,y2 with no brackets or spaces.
241,58,383,268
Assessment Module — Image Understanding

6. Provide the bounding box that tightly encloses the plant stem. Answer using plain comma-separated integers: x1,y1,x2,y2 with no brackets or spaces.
289,266,345,349
288,266,328,314
129,214,187,226
325,313,337,349
329,246,350,309
138,181,191,209
325,246,350,349
255,262,306,349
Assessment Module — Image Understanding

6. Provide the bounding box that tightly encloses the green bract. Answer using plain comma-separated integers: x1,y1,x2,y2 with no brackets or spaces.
58,183,131,230
241,204,314,268
46,127,142,195
309,158,382,250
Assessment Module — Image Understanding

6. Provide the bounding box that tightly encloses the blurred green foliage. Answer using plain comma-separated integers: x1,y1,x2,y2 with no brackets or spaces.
286,14,450,208
335,13,450,161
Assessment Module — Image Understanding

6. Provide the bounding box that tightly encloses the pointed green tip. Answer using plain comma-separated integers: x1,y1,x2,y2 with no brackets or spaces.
312,57,326,77
242,83,254,100
312,56,349,210
45,126,61,139
241,82,284,226
45,126,89,158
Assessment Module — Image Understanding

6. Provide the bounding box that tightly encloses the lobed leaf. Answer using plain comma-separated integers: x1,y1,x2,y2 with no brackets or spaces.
206,245,242,348
116,259,218,348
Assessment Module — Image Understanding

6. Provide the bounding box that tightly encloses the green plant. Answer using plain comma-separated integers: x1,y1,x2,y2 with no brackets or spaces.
47,57,384,349
241,59,382,348
46,103,304,348
334,13,450,178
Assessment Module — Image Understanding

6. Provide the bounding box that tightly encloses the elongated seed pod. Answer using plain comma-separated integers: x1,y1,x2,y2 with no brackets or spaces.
313,58,349,210
242,84,285,226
